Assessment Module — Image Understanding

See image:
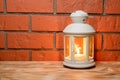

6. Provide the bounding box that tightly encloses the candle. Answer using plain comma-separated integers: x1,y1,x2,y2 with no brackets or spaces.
65,44,93,60
74,44,86,60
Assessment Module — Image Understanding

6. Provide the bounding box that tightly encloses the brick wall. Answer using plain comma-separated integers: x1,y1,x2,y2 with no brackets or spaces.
0,0,120,61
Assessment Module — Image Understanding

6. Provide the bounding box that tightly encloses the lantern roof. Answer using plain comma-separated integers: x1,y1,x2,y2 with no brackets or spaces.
70,10,88,17
63,23,95,34
63,10,95,34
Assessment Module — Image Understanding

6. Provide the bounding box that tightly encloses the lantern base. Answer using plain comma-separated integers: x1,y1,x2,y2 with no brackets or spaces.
63,62,95,68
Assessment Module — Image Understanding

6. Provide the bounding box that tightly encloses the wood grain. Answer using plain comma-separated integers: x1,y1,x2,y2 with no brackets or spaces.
0,61,120,80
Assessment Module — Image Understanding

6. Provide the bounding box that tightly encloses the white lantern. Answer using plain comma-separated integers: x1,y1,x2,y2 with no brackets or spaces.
63,10,95,68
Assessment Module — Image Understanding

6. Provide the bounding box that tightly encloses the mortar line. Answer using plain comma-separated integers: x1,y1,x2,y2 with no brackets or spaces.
0,12,120,16
2,31,56,33
29,14,32,32
2,31,120,34
0,48,119,52
3,0,7,14
102,33,104,51
6,48,59,50
53,32,56,50
29,50,32,61
103,0,106,15
53,0,57,15
95,50,120,52
1,12,55,15
4,32,7,50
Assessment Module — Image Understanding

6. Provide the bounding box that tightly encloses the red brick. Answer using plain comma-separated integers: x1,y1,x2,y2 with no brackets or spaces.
95,34,102,50
32,51,63,61
0,15,29,30
87,16,120,32
33,16,120,32
0,50,29,61
57,0,103,13
56,33,64,49
106,0,120,14
0,0,3,12
0,32,4,48
32,16,71,31
56,33,102,50
8,33,54,49
104,34,120,50
95,51,120,61
7,0,53,13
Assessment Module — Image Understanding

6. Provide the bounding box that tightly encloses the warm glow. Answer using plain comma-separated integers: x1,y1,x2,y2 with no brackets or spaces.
74,44,86,60
65,37,93,60
75,44,82,57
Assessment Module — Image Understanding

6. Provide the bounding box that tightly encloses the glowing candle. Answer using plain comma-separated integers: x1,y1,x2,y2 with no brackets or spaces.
74,44,86,60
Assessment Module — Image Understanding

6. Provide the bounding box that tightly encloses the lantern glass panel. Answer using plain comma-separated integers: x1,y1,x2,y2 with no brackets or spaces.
65,36,71,60
74,37,86,61
89,35,94,60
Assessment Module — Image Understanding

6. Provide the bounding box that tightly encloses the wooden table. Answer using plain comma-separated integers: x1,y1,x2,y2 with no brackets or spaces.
0,61,120,80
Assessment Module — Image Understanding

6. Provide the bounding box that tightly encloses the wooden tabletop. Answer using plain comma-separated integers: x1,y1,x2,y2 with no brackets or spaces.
0,61,120,80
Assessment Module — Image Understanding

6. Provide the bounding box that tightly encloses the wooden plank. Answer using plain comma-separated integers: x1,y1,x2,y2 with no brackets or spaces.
0,61,120,80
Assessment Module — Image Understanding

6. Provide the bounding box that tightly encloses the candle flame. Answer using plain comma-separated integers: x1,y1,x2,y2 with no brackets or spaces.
74,44,86,60
75,44,81,54
75,44,82,56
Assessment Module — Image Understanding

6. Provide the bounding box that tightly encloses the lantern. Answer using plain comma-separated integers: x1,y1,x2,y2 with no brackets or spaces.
63,10,95,68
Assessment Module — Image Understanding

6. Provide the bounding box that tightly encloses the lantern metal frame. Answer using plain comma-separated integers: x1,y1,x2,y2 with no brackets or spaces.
63,10,96,68
63,34,95,68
